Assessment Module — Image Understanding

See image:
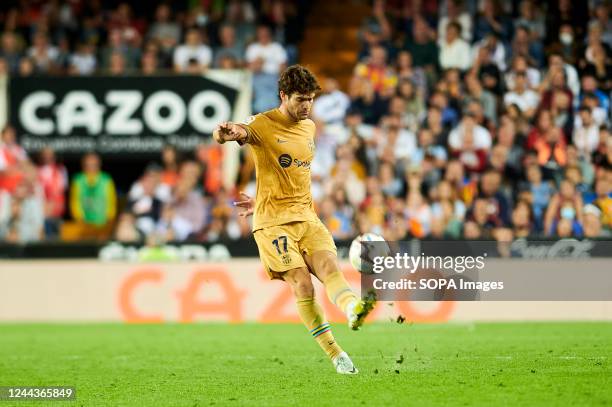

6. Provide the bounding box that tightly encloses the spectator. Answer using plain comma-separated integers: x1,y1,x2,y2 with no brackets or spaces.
573,106,600,156
101,29,140,71
524,163,554,231
439,21,471,71
69,43,96,75
378,162,402,197
472,32,507,72
17,57,35,77
375,115,416,169
448,113,492,173
37,148,67,238
590,4,612,48
0,32,22,74
479,169,512,226
412,127,448,170
515,0,545,42
223,0,257,47
70,153,117,229
108,51,127,75
466,197,503,238
526,110,567,175
505,55,541,91
27,33,58,73
579,74,609,113
148,4,181,60
547,52,580,101
129,163,171,204
349,80,389,126
141,51,159,75
164,178,206,241
511,25,544,69
320,197,353,240
128,168,164,236
0,125,28,193
213,24,244,68
473,0,511,42
357,0,392,61
582,43,611,93
593,177,612,230
496,117,524,173
511,200,534,238
246,24,287,75
404,167,432,238
430,179,466,238
503,72,539,120
544,179,584,236
354,45,397,94
539,66,573,132
107,3,145,49
548,24,581,66
464,73,497,126
247,25,287,112
173,28,212,73
0,171,44,243
423,106,450,147
404,16,438,73
429,91,459,128
583,204,606,237
396,79,425,131
313,78,350,125
438,0,472,43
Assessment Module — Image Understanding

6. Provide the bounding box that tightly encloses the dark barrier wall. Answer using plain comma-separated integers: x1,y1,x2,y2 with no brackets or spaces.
0,238,611,260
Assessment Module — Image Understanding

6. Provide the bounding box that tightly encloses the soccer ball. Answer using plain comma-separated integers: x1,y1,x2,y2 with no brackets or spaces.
348,233,391,274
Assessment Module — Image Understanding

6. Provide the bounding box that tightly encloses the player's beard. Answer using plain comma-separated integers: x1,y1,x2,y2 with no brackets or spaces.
296,108,310,120
289,104,309,120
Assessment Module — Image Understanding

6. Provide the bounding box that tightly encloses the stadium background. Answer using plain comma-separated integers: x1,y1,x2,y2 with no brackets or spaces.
0,0,609,324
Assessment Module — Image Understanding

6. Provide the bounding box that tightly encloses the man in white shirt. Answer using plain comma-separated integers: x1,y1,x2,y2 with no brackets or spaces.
245,25,287,75
246,25,288,112
439,21,472,71
173,28,212,73
312,78,350,125
503,71,539,119
27,32,59,73
438,0,472,43
448,113,492,151
573,106,600,155
376,115,417,164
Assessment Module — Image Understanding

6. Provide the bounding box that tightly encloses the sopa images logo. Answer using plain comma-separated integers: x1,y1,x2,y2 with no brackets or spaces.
278,154,292,168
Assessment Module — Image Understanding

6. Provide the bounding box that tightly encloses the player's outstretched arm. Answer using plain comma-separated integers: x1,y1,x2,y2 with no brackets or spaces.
213,122,248,144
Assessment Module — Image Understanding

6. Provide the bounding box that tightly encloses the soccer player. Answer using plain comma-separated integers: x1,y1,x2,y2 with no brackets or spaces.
213,65,375,374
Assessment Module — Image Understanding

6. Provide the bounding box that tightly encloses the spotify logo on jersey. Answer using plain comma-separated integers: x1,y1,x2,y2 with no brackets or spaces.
278,154,292,168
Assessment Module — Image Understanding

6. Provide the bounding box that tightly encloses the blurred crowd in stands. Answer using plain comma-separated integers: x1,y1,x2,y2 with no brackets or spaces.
0,0,611,244
301,0,611,242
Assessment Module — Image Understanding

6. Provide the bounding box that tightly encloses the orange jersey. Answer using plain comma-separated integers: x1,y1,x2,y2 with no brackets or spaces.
240,109,319,231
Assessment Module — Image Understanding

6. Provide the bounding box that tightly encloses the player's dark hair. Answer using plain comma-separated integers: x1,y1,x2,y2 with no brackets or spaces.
278,65,321,98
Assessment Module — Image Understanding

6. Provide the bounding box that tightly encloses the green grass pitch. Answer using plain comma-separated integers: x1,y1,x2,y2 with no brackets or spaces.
0,322,610,406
